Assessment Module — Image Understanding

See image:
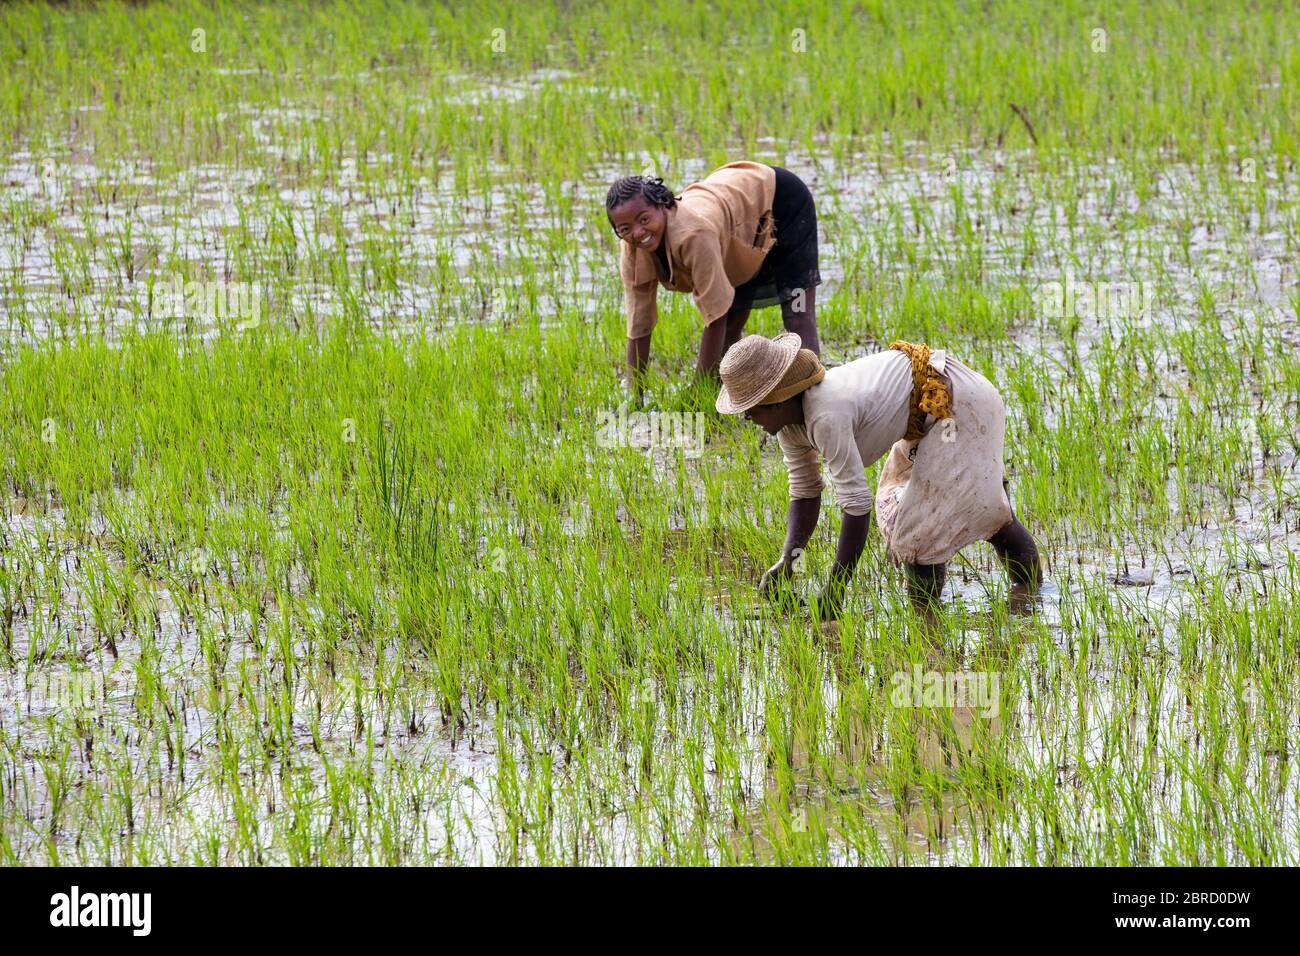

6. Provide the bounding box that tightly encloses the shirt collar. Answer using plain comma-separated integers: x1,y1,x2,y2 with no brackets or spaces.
627,203,701,285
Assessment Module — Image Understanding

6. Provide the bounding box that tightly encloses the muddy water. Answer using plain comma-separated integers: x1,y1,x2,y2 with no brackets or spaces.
3,450,1297,863
4,87,1300,861
4,99,1296,347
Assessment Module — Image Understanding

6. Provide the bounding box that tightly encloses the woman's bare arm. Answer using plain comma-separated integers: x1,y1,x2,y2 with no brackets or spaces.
627,333,651,385
759,496,821,598
695,318,728,376
816,510,871,619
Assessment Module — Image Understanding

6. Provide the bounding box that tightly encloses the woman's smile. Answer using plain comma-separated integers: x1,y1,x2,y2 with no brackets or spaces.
608,194,666,255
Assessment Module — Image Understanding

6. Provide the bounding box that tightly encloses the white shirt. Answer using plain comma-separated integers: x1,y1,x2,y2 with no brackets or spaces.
776,349,934,515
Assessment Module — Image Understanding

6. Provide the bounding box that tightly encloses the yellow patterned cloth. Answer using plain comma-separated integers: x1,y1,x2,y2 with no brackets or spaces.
889,340,954,440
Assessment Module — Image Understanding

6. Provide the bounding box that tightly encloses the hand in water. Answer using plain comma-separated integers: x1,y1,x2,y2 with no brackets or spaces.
622,375,646,410
759,557,792,596
759,557,805,612
811,577,846,622
666,374,718,413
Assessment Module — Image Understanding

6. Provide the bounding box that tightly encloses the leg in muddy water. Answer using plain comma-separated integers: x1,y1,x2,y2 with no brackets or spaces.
905,561,946,607
987,518,1042,590
780,286,820,356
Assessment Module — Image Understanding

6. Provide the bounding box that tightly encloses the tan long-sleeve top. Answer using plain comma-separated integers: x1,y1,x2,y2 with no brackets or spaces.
620,161,777,339
776,349,935,515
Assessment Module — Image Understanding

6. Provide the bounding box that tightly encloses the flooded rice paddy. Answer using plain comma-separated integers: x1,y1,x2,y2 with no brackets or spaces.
1,1,1298,864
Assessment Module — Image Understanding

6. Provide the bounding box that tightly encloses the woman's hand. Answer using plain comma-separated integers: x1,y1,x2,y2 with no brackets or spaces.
621,372,646,410
756,499,820,609
759,550,809,613
811,575,846,622
758,555,794,597
810,510,870,621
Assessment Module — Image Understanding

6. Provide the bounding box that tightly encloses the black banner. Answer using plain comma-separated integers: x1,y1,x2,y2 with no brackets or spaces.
0,866,1278,942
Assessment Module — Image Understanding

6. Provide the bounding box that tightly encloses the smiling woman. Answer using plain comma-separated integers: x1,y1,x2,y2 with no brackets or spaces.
606,161,822,386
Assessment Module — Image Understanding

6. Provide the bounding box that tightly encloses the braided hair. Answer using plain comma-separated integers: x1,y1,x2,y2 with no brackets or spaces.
605,175,678,225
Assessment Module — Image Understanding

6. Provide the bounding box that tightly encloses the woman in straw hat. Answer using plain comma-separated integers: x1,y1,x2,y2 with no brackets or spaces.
715,332,1041,617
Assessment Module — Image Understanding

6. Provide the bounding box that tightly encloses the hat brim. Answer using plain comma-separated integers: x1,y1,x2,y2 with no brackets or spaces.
714,332,804,414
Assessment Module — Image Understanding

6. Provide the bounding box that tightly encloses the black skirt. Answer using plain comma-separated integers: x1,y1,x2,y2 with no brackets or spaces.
729,165,822,311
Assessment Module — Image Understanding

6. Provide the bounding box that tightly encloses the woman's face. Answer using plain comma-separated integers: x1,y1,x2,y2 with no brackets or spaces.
609,195,666,253
743,401,791,436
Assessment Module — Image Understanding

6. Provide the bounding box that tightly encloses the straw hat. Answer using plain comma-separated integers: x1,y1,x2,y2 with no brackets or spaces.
715,332,824,414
